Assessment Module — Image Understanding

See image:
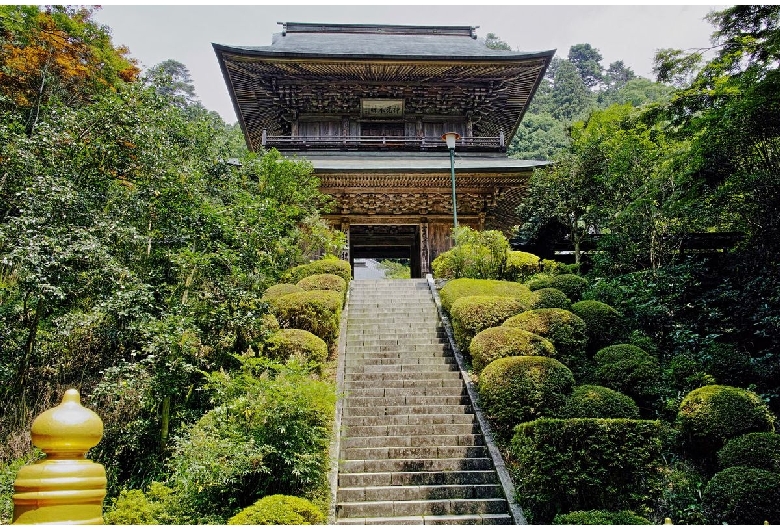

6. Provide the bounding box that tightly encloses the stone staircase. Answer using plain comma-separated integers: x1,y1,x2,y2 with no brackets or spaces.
335,279,513,525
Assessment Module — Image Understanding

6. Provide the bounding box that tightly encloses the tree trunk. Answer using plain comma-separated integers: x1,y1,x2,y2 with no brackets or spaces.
160,395,171,452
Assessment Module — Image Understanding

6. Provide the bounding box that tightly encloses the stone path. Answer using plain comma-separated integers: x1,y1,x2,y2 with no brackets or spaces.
334,279,512,525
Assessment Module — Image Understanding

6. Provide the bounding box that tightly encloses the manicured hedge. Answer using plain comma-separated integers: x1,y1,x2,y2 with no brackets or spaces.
296,273,347,294
529,287,571,310
677,385,776,458
469,327,555,373
439,278,532,313
702,466,780,525
717,432,780,472
478,356,574,440
263,329,328,367
510,418,663,524
561,385,640,419
593,344,659,403
570,300,624,353
503,309,587,366
431,243,500,280
261,283,303,301
269,290,343,348
228,495,325,525
552,510,651,525
281,257,351,284
450,295,527,353
528,274,589,302
504,250,542,282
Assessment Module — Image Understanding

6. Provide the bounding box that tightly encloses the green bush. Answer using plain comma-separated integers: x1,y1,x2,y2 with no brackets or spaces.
296,273,347,294
281,257,351,284
570,300,624,353
431,227,510,280
510,418,663,523
529,287,571,310
552,510,651,525
262,283,303,301
263,329,328,367
656,461,708,525
104,482,186,525
469,327,555,373
228,494,325,525
504,250,542,282
702,466,780,524
678,385,776,459
561,385,640,419
270,290,343,348
717,432,780,472
450,295,527,353
529,274,589,302
439,278,532,313
503,309,587,367
593,344,659,403
478,356,574,440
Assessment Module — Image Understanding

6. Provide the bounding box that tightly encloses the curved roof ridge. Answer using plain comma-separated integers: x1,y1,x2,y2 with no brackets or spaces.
279,22,479,39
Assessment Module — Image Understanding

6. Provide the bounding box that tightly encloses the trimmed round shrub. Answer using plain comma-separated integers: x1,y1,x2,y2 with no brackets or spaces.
503,309,587,364
528,273,589,302
570,300,624,352
282,258,351,284
529,287,571,310
717,432,780,473
439,278,532,312
593,344,659,402
450,295,527,352
677,385,776,457
504,250,542,282
432,243,498,280
270,290,343,347
470,327,555,373
263,329,328,366
702,466,780,524
478,356,574,440
561,385,640,419
510,418,663,524
262,283,303,301
296,273,347,294
228,494,325,525
553,510,651,525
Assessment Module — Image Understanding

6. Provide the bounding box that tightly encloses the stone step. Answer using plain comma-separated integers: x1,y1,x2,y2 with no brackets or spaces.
344,395,468,408
342,413,476,427
344,351,452,361
341,445,488,461
337,513,513,525
339,469,500,488
345,357,456,368
338,483,504,503
342,422,477,438
345,364,459,375
342,404,472,417
346,386,466,398
337,498,508,519
344,374,463,385
345,345,451,355
341,434,484,450
340,457,494,474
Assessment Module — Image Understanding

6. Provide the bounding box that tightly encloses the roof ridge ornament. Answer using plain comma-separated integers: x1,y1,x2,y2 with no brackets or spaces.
278,22,479,38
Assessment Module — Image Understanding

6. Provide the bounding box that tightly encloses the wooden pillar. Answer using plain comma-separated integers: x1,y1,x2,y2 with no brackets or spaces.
420,220,430,275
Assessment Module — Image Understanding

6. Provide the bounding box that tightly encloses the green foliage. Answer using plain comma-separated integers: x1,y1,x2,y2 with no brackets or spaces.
552,509,650,525
296,273,347,295
169,364,336,522
702,466,780,525
438,278,531,313
570,300,624,353
104,482,183,525
478,356,574,440
449,295,527,353
655,461,707,525
529,274,589,302
262,283,303,301
510,418,663,523
262,329,328,368
281,257,351,284
594,344,659,404
469,327,555,373
529,287,571,310
503,309,587,367
561,385,640,419
677,385,776,459
431,227,510,280
503,250,542,282
227,494,325,525
377,259,411,279
717,432,780,473
269,290,343,348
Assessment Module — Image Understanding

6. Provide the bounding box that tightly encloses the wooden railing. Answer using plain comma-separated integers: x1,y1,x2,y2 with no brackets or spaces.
261,130,505,151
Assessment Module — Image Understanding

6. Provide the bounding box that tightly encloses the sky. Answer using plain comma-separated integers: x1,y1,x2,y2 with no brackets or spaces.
93,4,724,124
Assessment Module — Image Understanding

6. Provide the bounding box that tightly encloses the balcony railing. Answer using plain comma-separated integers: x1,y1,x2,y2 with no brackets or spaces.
261,131,505,151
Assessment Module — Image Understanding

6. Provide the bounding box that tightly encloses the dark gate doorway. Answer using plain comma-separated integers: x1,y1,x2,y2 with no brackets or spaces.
349,225,421,278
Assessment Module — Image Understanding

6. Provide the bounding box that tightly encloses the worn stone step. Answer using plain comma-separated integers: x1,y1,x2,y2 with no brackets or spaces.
341,413,476,427
346,386,466,398
345,357,455,368
341,445,488,461
342,404,473,417
341,434,484,450
337,498,508,519
338,469,500,488
345,364,459,375
345,346,451,356
344,396,468,409
342,422,477,438
338,483,504,503
337,513,513,525
344,376,464,388
340,457,494,474
344,351,452,361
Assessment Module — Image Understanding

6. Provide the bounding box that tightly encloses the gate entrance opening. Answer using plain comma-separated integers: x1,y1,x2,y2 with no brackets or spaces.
349,225,421,278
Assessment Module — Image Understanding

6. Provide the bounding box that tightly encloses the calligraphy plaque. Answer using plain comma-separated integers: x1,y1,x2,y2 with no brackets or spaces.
361,99,404,118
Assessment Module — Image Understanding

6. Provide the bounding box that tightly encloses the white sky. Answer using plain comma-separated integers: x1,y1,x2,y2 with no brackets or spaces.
93,4,724,124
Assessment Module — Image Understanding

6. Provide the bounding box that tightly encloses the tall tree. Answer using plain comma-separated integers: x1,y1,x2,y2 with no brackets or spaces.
551,60,593,122
484,32,512,51
146,59,197,108
568,43,604,88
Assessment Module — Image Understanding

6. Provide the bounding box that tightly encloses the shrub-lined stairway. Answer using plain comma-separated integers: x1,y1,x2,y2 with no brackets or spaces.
334,279,513,524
